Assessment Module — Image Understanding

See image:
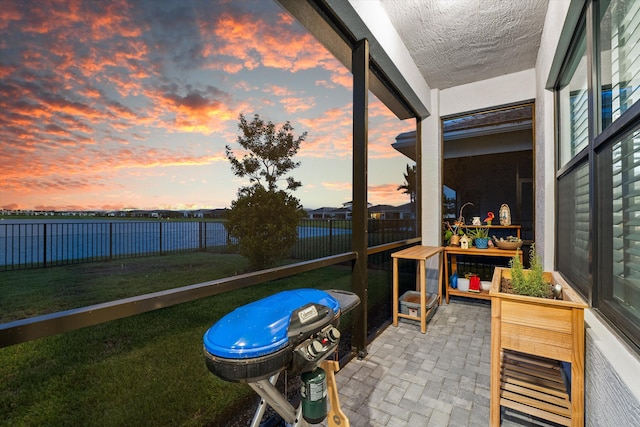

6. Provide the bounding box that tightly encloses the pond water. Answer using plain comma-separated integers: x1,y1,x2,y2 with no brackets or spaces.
0,219,351,266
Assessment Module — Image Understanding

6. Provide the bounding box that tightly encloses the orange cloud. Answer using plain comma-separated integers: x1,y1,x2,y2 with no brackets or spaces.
128,79,251,136
1,1,413,212
321,182,351,193
202,11,337,77
0,3,22,31
368,183,409,206
1,203,21,211
298,106,352,157
265,85,296,97
281,97,315,114
0,64,16,79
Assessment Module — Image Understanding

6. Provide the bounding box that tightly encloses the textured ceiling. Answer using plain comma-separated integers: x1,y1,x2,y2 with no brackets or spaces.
381,0,550,90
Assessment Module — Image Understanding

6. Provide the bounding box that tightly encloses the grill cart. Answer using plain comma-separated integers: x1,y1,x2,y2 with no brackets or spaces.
203,288,359,427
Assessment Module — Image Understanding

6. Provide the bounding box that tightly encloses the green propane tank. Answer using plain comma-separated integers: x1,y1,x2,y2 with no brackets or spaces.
300,367,327,423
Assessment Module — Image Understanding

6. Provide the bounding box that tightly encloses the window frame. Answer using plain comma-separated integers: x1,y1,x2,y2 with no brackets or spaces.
594,102,640,351
556,19,590,173
555,0,640,352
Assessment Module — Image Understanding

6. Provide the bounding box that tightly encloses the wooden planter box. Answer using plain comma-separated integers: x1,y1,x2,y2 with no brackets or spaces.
489,268,588,427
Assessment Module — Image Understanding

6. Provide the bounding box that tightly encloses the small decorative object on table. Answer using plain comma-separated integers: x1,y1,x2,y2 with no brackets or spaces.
484,211,495,225
499,204,511,226
450,271,458,289
468,274,481,292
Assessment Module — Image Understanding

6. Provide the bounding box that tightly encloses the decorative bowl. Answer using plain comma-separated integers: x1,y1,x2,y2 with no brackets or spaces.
495,240,523,250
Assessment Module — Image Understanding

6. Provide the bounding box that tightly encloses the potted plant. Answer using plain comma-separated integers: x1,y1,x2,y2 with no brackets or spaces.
444,221,468,246
444,202,474,246
489,246,588,426
465,226,489,249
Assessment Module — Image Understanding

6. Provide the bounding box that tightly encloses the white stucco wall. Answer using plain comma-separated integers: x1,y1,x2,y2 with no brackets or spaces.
421,89,441,246
439,69,536,118
534,0,572,270
345,0,432,116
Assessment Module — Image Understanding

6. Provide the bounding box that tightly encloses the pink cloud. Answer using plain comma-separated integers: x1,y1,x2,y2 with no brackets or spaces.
298,106,352,157
265,85,296,97
281,97,315,114
201,11,339,78
322,181,351,192
0,3,22,31
368,183,409,206
1,1,414,212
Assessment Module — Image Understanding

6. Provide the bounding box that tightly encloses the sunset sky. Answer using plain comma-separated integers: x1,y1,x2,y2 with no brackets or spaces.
0,0,415,212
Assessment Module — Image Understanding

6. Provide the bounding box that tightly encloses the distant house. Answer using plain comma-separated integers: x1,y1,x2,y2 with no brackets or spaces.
307,202,412,220
189,209,227,218
307,207,337,219
368,203,414,220
307,206,352,219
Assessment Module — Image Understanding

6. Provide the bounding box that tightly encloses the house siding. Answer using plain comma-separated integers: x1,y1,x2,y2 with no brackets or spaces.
585,329,640,426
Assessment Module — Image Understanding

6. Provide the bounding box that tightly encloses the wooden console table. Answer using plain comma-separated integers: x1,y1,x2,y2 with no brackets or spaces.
444,246,523,303
391,246,443,333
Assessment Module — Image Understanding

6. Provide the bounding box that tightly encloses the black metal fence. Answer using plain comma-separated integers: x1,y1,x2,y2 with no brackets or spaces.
0,218,416,271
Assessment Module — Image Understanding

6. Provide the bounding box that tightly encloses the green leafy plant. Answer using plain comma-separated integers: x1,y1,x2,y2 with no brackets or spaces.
508,244,550,298
465,226,489,239
225,113,306,269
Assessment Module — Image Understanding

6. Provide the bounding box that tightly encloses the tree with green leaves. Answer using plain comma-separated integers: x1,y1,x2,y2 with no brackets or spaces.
224,114,306,270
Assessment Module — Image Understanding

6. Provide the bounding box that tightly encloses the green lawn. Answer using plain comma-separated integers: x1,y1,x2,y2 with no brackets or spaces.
0,252,250,323
0,253,398,426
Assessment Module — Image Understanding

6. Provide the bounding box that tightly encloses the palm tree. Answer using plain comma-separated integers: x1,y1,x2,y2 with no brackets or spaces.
397,164,416,213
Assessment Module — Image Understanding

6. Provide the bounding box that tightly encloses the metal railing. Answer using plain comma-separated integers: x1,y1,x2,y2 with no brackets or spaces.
0,237,421,348
0,252,358,348
0,218,416,271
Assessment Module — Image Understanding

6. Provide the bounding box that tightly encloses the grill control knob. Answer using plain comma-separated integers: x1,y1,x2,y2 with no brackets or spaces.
307,340,324,357
327,327,341,342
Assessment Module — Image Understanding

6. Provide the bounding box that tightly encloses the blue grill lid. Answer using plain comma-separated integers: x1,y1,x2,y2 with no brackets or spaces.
203,289,340,359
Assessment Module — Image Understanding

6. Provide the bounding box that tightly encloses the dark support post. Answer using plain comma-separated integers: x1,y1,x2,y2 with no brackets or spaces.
352,38,369,358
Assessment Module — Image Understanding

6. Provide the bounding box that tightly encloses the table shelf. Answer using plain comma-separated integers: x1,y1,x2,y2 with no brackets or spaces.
446,288,491,300
499,350,572,426
444,246,522,303
391,246,444,334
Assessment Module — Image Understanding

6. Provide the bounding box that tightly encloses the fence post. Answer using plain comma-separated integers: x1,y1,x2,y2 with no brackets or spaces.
199,221,203,251
109,223,113,260
159,222,163,255
43,223,47,268
328,219,333,255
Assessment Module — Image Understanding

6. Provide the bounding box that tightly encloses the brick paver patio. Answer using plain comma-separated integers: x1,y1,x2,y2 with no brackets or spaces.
323,299,563,426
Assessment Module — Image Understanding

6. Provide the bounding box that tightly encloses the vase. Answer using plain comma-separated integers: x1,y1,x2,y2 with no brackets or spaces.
474,237,489,249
